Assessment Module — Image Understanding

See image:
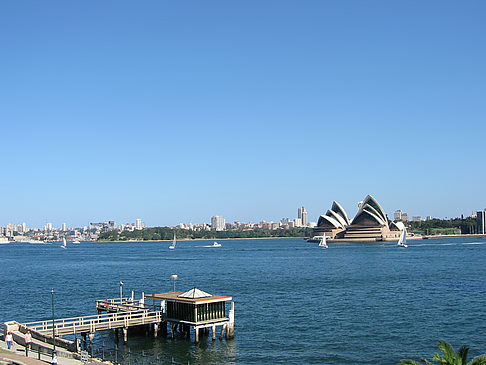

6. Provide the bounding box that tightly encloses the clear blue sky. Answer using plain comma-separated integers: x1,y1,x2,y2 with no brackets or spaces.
1,1,485,228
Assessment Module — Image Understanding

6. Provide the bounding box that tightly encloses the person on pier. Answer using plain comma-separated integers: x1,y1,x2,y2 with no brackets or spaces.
5,332,13,350
25,330,32,350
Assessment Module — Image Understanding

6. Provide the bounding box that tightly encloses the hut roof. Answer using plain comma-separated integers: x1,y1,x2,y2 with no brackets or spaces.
179,288,212,299
145,290,232,304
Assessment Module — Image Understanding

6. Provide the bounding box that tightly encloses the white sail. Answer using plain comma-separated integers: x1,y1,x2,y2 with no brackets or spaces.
169,233,176,249
397,228,407,247
61,237,67,249
318,235,328,249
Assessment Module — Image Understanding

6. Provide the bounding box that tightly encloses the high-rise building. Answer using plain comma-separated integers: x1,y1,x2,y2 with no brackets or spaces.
298,207,308,227
401,213,409,222
211,216,226,231
62,223,67,231
477,210,486,234
394,210,403,221
135,219,142,230
5,224,14,237
22,222,27,233
45,223,53,231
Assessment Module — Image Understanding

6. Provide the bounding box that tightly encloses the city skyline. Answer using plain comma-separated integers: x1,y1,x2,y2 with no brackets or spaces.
2,1,485,227
0,203,480,231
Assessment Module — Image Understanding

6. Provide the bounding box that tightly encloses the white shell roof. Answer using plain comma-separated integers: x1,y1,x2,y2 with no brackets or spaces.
178,288,212,299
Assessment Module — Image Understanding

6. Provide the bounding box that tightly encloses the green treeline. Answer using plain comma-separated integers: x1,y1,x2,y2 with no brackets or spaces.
97,217,478,241
98,227,313,241
406,217,476,235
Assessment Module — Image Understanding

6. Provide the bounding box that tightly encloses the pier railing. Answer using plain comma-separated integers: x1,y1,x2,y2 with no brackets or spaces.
23,310,163,336
95,297,157,313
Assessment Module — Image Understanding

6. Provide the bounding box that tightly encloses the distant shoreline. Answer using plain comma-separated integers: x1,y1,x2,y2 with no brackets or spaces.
96,236,305,243
95,233,486,244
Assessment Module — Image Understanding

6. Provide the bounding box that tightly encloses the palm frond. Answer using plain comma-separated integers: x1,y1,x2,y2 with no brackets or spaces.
437,340,459,363
458,345,470,364
468,355,486,365
432,352,445,363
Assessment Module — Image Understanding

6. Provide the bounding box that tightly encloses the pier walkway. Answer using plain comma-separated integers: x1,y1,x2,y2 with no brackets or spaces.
23,309,163,337
0,336,109,365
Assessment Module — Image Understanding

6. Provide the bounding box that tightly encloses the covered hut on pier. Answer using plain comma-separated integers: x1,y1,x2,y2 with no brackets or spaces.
144,288,234,342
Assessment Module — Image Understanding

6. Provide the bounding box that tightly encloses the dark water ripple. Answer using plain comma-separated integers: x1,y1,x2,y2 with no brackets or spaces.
1,237,486,364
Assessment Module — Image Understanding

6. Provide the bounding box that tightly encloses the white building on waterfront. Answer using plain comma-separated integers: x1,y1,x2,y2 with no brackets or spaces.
135,219,143,230
211,216,226,231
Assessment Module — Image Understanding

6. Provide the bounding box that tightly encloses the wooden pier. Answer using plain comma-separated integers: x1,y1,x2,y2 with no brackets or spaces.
3,287,234,361
24,309,162,337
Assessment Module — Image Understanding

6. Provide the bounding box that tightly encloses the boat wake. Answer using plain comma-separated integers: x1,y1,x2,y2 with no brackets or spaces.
406,241,486,247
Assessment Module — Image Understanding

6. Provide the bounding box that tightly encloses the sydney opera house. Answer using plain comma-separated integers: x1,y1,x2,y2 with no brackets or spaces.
312,195,402,241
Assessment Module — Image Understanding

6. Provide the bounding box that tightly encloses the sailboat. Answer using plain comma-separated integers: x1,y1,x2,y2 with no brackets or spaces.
397,228,408,248
318,235,328,249
61,237,67,249
169,233,176,250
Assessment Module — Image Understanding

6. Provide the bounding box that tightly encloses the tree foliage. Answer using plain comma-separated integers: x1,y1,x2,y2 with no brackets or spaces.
399,340,486,365
98,227,312,241
407,218,477,235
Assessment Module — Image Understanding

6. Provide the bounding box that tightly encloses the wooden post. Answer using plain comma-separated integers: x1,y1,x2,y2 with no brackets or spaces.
171,323,176,339
212,325,216,341
195,327,199,343
123,327,128,343
219,324,226,340
153,323,159,338
226,301,235,340
161,321,167,337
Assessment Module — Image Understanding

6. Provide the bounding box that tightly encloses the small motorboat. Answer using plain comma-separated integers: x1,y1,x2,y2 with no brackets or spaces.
212,241,222,247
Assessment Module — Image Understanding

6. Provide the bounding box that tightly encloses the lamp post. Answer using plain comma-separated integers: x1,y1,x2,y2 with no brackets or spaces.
170,274,178,292
51,289,57,364
119,281,124,304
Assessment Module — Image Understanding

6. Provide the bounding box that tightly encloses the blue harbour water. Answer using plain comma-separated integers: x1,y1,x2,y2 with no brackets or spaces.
1,237,486,364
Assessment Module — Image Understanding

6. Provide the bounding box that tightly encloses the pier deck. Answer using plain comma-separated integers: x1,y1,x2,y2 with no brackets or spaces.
22,309,163,337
